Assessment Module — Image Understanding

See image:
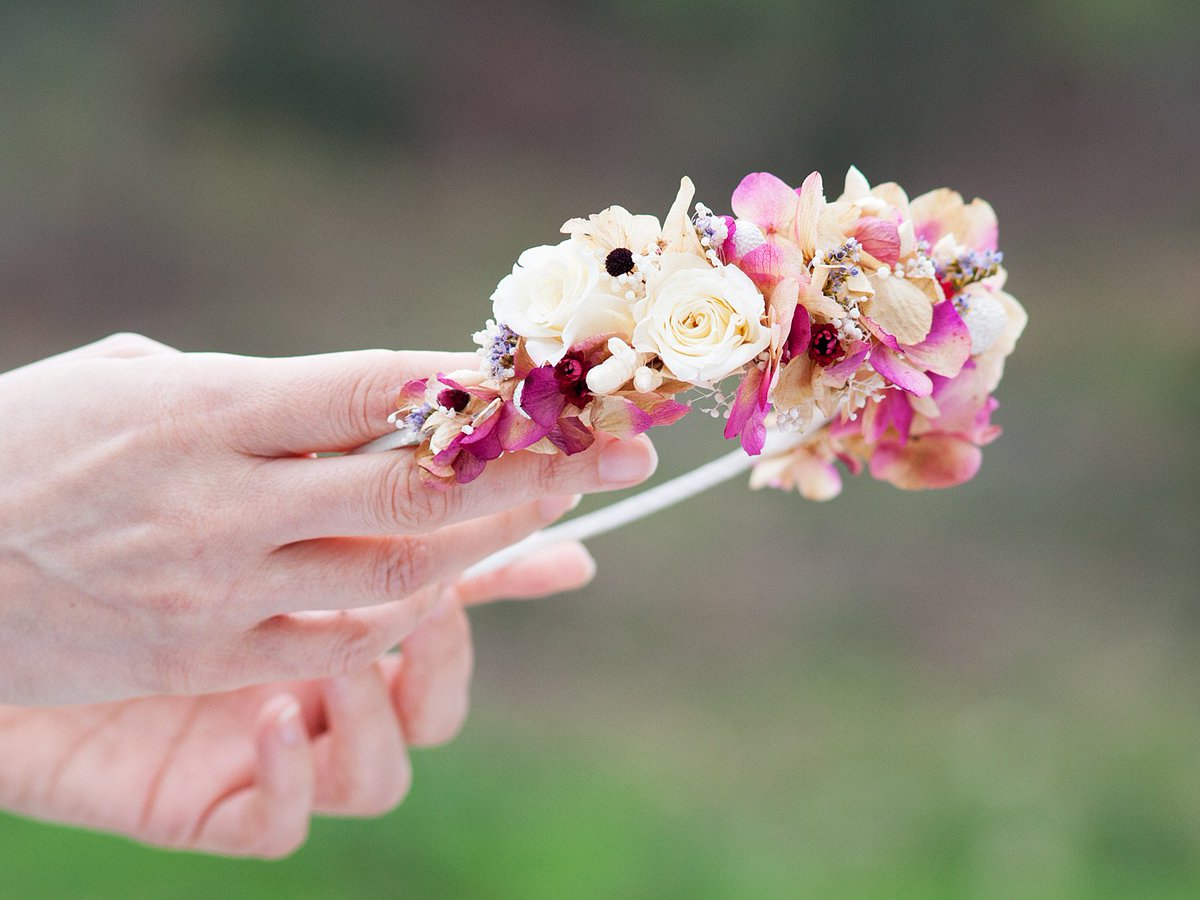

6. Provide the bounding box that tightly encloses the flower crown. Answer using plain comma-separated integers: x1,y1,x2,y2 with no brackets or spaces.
376,167,1026,500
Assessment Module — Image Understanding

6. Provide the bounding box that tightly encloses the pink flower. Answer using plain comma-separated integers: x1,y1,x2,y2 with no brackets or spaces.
867,361,1001,490
863,298,972,398
724,171,819,293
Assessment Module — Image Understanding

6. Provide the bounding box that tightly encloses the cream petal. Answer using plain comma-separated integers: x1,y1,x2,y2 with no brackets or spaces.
793,171,825,258
910,189,999,252
661,176,704,255
870,182,910,215
863,275,935,345
842,165,872,202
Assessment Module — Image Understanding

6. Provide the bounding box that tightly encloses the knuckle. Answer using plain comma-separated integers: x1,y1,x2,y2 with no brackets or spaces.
534,448,579,490
325,616,385,676
345,353,399,443
374,538,434,599
376,460,460,532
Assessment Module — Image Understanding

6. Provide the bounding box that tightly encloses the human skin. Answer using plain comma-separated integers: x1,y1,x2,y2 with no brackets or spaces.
0,541,595,858
0,334,657,705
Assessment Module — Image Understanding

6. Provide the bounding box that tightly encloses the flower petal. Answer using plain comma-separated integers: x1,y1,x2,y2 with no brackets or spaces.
397,378,428,408
459,414,504,461
546,417,595,455
497,401,548,451
870,434,982,490
869,344,934,396
792,171,824,258
589,395,655,439
631,393,690,429
901,300,971,377
864,390,913,444
738,242,805,292
518,366,567,428
842,165,872,202
785,303,811,361
661,176,704,255
910,188,999,252
854,216,901,267
724,367,768,455
452,450,487,484
863,274,934,345
731,172,798,234
820,340,870,383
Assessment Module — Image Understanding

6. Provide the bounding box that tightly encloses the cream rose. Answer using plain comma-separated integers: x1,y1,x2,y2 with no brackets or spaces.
632,253,770,385
491,240,635,365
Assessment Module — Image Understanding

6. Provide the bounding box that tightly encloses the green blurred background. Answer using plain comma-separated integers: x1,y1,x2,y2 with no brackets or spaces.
1,1,1198,896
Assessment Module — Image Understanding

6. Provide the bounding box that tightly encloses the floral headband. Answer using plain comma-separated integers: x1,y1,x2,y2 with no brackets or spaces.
357,168,1026,567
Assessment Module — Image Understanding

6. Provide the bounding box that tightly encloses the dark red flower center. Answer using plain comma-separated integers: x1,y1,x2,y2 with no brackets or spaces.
436,388,471,412
605,247,636,277
808,323,843,365
553,354,592,406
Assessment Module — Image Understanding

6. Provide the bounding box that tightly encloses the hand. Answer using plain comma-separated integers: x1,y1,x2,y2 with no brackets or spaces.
0,333,656,704
0,545,593,857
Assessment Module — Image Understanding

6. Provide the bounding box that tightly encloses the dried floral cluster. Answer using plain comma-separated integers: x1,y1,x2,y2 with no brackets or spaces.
387,168,1026,498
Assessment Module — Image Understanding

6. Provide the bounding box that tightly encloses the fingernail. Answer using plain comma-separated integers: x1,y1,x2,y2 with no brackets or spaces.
598,439,657,485
539,494,581,520
278,699,303,747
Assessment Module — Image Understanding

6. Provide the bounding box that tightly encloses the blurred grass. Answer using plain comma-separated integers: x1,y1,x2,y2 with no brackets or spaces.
1,0,1198,896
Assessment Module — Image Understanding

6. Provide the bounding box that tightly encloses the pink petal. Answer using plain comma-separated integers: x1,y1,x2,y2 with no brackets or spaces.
546,417,595,455
724,367,768,455
731,172,797,233
793,452,844,501
738,242,806,292
927,363,1000,444
784,304,811,361
719,216,738,261
866,390,913,445
854,216,901,266
590,396,655,439
870,434,982,490
737,243,785,291
821,341,870,383
861,315,900,351
901,300,970,378
635,394,690,429
869,344,934,396
398,378,428,407
452,451,487,484
497,400,548,451
459,414,504,461
518,366,567,428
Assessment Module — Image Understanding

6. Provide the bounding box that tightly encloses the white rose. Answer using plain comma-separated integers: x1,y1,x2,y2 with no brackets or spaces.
491,240,635,365
632,253,770,385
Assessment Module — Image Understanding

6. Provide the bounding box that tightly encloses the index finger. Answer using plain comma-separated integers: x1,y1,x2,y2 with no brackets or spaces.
231,349,481,456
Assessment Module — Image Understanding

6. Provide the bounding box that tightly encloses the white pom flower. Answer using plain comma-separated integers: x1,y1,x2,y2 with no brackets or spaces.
731,219,766,258
959,289,1008,355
